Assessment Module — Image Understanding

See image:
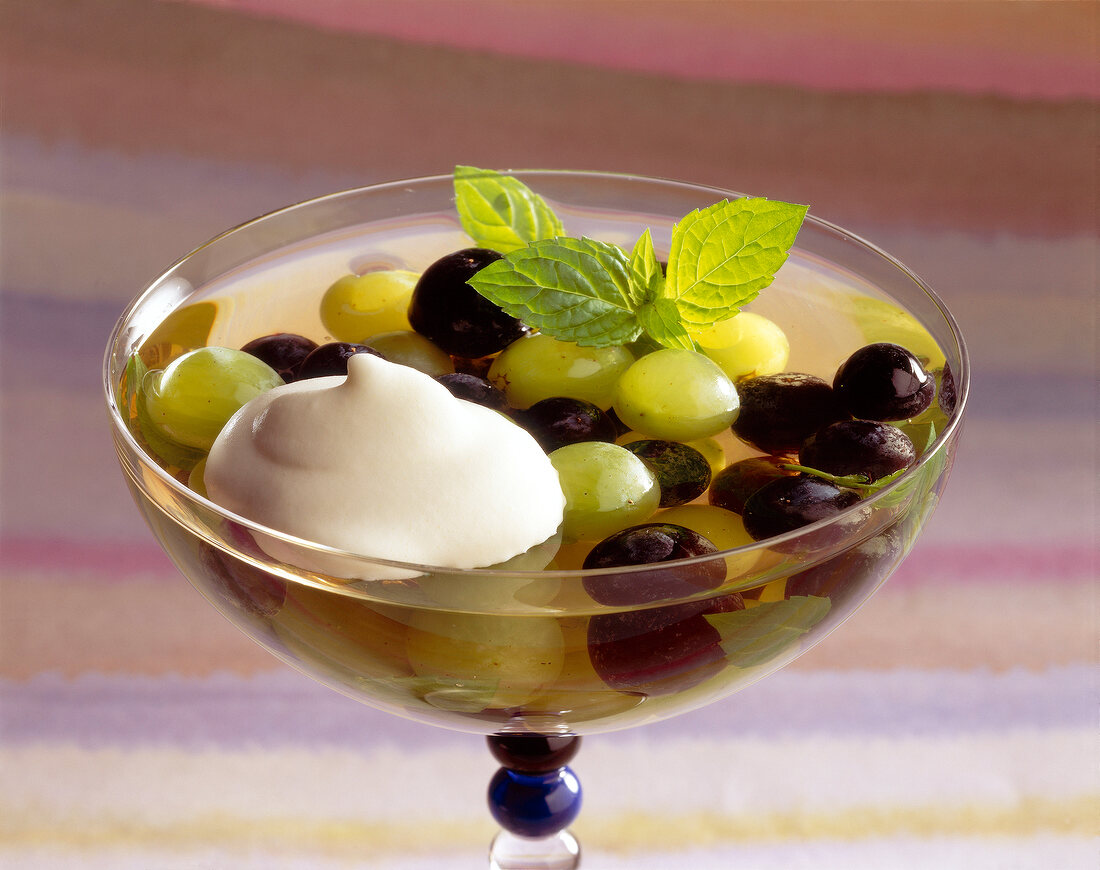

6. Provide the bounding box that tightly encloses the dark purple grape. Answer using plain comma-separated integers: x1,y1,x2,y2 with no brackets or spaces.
582,523,724,605
731,373,848,453
742,475,862,541
199,540,286,617
587,593,744,696
709,456,795,515
407,248,528,358
435,372,509,412
240,333,318,382
938,365,957,415
834,342,935,421
486,734,581,773
517,397,617,452
799,420,917,481
785,525,904,605
623,440,711,507
296,341,383,380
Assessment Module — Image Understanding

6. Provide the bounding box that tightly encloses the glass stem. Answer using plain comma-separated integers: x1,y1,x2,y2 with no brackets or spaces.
486,734,583,870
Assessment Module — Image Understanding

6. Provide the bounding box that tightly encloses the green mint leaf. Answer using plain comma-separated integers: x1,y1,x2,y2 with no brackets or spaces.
896,418,939,455
453,165,564,253
468,236,642,346
628,228,664,306
636,298,696,350
706,595,831,669
123,351,147,425
664,197,808,329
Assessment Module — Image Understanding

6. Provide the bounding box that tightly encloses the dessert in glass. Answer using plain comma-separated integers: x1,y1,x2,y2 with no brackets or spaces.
103,168,968,868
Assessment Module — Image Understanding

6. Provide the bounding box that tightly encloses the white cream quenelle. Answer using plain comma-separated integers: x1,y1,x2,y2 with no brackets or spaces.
204,352,566,580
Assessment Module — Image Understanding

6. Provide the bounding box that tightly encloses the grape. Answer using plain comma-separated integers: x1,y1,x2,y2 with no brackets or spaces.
691,312,790,380
517,397,618,452
240,333,318,382
142,347,284,451
709,456,795,515
581,523,724,605
405,611,565,710
435,372,509,412
799,420,917,481
549,442,661,542
938,365,957,415
833,342,934,421
656,504,755,552
487,333,634,410
199,539,286,617
656,503,762,580
365,330,455,377
731,373,847,454
320,269,419,343
587,593,744,696
785,525,904,604
273,588,413,681
847,295,946,371
407,248,527,358
187,457,208,497
742,475,861,541
621,431,725,478
296,341,383,380
622,439,711,507
613,349,739,441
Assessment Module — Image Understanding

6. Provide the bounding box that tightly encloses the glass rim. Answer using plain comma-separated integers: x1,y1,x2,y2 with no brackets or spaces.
103,169,971,584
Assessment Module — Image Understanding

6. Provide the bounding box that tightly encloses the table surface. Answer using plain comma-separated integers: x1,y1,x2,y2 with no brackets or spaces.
1,2,1096,868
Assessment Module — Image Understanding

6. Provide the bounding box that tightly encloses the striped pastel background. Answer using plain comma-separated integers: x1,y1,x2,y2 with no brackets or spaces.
1,1,1096,868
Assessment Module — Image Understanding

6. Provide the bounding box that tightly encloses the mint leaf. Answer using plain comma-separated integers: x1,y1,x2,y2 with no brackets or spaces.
664,198,808,328
628,228,663,307
636,298,695,350
468,236,642,346
453,165,564,253
706,595,831,668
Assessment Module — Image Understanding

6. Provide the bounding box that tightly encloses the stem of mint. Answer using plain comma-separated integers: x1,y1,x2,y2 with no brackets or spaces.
778,463,907,497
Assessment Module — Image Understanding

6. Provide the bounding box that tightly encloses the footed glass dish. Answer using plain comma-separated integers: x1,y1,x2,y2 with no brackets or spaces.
104,171,968,867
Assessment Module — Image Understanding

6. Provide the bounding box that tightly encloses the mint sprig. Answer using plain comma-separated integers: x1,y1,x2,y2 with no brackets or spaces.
456,166,807,349
453,165,564,254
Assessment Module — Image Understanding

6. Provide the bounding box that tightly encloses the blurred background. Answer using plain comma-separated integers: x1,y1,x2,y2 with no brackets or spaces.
1,1,1095,868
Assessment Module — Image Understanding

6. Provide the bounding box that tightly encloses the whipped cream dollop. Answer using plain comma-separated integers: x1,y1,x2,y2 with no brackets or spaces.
204,353,565,580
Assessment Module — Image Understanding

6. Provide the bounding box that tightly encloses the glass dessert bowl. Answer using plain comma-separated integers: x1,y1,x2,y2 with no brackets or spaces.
104,170,968,868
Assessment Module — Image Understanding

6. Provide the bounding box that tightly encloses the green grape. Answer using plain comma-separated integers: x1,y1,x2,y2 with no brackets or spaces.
187,457,208,497
406,611,565,710
366,330,455,377
549,441,660,542
142,347,284,451
487,333,634,410
320,269,419,343
613,349,739,441
846,295,946,370
691,312,790,380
